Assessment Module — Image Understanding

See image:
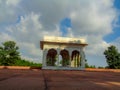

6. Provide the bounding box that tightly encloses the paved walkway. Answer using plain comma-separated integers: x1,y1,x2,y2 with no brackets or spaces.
0,69,120,90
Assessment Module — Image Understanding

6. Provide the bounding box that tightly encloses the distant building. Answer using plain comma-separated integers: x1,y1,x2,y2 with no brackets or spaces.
40,36,88,70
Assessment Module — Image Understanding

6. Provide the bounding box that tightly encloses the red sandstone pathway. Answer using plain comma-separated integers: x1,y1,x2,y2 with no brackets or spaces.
0,69,120,90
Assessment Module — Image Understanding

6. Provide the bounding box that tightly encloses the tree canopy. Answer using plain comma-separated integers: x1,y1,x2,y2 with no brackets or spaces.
0,41,20,66
0,41,41,67
104,45,120,69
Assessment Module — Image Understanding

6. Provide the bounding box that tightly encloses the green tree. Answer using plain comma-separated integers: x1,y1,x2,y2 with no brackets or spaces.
0,41,20,66
104,45,120,69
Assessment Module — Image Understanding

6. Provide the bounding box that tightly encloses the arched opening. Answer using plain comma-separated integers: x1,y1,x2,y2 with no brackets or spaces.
60,49,69,66
46,49,57,66
71,50,80,67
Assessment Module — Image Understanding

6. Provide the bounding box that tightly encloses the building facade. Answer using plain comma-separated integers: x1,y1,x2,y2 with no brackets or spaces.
40,36,88,70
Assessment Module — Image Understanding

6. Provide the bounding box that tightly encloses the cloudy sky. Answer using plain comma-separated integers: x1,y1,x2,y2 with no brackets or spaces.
0,0,120,66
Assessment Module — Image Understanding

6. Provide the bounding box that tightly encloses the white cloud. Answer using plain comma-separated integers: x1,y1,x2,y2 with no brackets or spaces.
0,0,118,66
66,27,74,37
69,0,116,36
6,0,20,6
0,32,14,44
0,0,21,24
5,12,61,63
111,37,120,52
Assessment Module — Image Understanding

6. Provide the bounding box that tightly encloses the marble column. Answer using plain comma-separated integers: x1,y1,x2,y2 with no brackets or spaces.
42,49,47,67
57,48,60,66
68,50,72,67
80,48,85,69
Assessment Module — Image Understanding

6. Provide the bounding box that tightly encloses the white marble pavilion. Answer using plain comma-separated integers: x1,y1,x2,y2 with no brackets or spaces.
40,36,88,70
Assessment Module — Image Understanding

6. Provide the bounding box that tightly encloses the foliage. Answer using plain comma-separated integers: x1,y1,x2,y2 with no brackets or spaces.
89,65,96,68
12,59,42,67
85,64,96,68
0,41,42,67
97,66,105,69
46,56,57,66
85,62,89,68
46,58,56,66
0,41,20,66
62,59,69,66
85,60,96,68
104,45,120,69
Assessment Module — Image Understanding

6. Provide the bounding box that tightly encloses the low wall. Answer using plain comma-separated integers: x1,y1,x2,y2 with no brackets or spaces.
0,66,41,70
42,66,84,70
0,66,119,72
85,68,120,72
0,66,30,69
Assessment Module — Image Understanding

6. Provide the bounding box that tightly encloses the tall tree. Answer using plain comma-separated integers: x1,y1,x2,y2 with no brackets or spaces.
104,45,120,69
0,41,20,66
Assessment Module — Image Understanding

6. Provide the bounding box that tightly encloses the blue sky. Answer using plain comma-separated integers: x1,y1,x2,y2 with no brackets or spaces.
104,0,120,42
60,0,120,43
60,18,71,37
0,0,120,67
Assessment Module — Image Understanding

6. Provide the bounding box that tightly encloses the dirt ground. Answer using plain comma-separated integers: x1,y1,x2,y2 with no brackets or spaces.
0,69,120,90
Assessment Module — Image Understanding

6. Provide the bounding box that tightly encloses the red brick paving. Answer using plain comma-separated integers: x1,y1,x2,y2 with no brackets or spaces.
0,69,120,90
